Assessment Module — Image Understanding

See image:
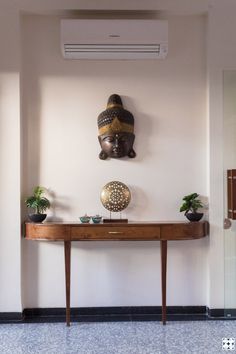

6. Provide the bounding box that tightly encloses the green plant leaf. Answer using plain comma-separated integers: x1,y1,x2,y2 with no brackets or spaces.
25,186,50,214
33,186,44,198
183,193,199,201
180,202,189,212
179,193,203,213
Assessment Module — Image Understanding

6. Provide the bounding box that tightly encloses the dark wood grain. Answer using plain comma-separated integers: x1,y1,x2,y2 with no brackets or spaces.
227,169,236,219
25,223,71,240
160,222,206,240
25,221,208,241
64,241,71,327
161,240,167,325
25,221,208,326
71,225,160,240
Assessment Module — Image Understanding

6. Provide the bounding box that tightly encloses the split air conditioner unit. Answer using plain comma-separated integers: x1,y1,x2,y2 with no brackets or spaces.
61,19,168,60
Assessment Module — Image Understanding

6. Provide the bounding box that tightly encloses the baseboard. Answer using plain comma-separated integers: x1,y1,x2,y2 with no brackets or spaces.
0,306,235,324
23,306,207,323
207,308,236,319
0,312,23,324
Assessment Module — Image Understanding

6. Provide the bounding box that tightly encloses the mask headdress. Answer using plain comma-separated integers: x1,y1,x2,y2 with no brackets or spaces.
97,94,134,135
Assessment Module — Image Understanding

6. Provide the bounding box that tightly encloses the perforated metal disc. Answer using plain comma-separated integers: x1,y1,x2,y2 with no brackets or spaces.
100,181,131,212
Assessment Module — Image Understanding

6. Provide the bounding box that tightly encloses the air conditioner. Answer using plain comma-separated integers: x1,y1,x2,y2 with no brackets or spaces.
61,19,168,60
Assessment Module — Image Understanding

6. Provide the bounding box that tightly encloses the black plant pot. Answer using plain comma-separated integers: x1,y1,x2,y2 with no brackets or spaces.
28,213,47,223
185,212,203,222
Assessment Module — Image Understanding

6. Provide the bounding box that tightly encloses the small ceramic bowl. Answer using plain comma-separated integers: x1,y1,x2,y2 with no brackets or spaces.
79,215,91,223
91,215,102,224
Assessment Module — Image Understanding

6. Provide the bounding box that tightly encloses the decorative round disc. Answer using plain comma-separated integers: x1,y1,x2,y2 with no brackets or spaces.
100,181,131,212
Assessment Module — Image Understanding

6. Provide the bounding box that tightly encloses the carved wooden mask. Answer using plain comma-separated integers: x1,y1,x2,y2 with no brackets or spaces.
97,94,136,160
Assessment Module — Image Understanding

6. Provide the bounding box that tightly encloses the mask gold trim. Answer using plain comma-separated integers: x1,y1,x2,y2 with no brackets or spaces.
98,117,134,135
106,103,123,109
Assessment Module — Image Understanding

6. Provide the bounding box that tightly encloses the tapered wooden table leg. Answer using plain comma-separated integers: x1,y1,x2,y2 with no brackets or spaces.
161,240,167,325
64,241,71,326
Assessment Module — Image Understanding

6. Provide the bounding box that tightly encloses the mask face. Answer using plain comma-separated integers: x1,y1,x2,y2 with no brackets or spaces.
98,132,136,160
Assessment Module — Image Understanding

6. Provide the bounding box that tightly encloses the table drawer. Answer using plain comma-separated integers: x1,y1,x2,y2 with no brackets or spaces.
25,224,70,241
161,223,207,240
71,225,160,240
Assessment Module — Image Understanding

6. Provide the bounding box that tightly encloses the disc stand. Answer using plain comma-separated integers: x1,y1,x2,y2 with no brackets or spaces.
103,211,128,223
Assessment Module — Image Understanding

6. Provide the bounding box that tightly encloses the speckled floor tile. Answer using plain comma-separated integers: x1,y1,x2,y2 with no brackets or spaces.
0,321,236,354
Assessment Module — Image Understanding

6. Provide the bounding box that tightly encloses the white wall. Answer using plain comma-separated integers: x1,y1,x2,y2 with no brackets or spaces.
208,0,236,308
1,1,236,313
0,8,21,312
21,14,208,308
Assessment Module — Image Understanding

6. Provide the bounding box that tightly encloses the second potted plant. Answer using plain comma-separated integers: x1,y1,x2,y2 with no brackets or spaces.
180,193,204,222
25,186,50,223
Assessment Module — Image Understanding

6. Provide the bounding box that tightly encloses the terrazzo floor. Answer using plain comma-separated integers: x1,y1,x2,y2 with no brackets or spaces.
0,321,236,354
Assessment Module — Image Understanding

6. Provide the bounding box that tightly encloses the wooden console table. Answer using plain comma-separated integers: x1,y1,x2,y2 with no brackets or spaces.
25,221,208,326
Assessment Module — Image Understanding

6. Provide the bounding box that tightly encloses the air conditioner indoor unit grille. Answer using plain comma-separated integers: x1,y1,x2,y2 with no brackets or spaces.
64,44,161,53
63,43,167,59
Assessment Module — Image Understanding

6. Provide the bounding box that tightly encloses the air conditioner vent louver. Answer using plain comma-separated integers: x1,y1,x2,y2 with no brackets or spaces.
61,19,168,60
65,44,161,53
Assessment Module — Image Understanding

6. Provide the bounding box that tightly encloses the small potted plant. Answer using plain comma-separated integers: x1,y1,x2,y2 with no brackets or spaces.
180,193,204,222
25,186,50,223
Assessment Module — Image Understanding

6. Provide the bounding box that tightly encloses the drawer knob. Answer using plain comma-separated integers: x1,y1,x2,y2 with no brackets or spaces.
108,231,124,234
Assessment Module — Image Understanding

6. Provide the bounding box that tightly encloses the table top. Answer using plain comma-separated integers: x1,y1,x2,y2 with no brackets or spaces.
25,220,209,242
25,220,204,225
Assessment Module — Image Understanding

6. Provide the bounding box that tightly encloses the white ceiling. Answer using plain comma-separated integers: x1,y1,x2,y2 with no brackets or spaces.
3,0,209,15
